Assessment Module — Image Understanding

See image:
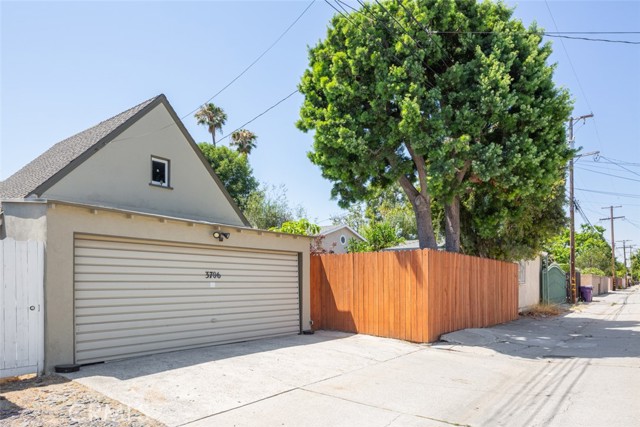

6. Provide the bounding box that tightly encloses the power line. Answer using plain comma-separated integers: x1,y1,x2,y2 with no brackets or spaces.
543,34,640,45
325,0,356,25
215,89,300,144
429,31,640,35
544,2,593,109
395,0,454,66
574,198,594,227
328,0,438,89
88,3,314,146
576,188,640,199
576,166,640,183
596,157,640,168
625,218,640,232
184,0,316,118
598,156,640,178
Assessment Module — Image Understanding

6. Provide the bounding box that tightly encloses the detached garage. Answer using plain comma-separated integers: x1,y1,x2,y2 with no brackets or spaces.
74,235,302,364
0,95,311,372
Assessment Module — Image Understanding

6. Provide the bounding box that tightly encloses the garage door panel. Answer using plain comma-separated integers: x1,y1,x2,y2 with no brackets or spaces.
76,309,300,332
76,254,298,269
75,294,299,309
75,242,297,262
77,322,299,353
76,314,300,341
74,235,301,364
75,273,299,283
75,326,301,364
75,290,298,301
75,258,298,271
75,299,299,317
75,280,300,291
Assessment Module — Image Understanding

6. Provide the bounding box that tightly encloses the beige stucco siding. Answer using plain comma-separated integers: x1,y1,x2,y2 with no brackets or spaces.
518,257,541,311
43,103,244,226
44,202,310,371
322,229,361,254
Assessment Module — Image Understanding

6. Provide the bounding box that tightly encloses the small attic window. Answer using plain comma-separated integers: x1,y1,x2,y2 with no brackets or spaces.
340,235,347,245
150,156,171,188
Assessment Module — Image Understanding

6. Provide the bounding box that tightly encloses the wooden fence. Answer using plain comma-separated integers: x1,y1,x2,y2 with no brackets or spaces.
310,249,518,343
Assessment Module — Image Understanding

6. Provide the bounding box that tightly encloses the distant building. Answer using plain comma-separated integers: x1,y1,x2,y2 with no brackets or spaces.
316,224,365,254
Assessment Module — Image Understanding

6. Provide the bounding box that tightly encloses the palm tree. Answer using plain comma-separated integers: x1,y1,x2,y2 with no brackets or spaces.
194,103,227,146
230,129,258,156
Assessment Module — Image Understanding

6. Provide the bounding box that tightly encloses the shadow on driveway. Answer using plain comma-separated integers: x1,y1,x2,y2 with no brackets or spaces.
437,287,640,360
67,331,351,381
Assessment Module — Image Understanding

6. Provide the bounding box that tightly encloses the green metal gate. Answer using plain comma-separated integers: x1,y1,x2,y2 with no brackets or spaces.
541,258,567,304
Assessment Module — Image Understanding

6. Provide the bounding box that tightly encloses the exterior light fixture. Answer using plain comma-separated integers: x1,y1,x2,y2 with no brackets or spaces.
212,231,230,241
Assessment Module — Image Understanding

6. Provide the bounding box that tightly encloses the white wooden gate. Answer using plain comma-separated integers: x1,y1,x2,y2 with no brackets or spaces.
1,239,44,378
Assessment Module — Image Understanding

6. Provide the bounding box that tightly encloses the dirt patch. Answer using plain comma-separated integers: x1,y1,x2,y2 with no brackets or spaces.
0,374,164,426
520,303,566,318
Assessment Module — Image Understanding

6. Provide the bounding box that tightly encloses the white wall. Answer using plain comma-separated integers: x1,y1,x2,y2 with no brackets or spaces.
518,257,541,311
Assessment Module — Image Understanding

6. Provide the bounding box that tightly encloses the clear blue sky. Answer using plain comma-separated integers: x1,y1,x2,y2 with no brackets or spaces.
1,1,639,262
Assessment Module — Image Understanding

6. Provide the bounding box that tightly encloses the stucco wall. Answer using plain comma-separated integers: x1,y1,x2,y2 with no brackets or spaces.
518,257,541,311
43,103,244,226
581,274,611,295
43,202,310,371
1,201,47,241
321,229,361,254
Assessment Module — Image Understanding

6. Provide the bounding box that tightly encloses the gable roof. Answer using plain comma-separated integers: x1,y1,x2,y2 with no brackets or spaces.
318,224,365,241
0,96,158,200
0,94,250,226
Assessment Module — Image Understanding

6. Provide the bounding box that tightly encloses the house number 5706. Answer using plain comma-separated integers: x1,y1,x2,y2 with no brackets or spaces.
205,271,221,279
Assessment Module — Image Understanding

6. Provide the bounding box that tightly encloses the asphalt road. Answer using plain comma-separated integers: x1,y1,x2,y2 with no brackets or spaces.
65,286,640,427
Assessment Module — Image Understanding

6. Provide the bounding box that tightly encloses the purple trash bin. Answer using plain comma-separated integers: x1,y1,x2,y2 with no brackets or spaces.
580,286,593,303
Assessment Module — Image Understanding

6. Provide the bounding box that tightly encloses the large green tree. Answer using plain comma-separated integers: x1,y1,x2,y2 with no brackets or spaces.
546,224,613,273
297,0,572,258
198,143,259,210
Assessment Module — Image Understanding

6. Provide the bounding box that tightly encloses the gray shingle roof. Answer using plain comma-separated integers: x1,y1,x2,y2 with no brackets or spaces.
0,95,160,200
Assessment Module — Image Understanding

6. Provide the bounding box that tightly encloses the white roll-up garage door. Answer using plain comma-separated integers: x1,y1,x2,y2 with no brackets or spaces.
73,234,300,364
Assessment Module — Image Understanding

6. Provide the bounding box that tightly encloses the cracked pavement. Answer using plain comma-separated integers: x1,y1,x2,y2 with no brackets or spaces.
62,286,639,426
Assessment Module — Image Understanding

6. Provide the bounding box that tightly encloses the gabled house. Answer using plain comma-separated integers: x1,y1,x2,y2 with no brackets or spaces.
316,224,365,254
0,95,311,372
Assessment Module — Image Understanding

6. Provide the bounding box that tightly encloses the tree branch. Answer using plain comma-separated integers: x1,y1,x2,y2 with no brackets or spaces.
404,142,429,199
456,159,472,184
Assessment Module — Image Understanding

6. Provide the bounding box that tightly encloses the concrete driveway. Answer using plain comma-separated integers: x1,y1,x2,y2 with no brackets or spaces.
65,286,640,427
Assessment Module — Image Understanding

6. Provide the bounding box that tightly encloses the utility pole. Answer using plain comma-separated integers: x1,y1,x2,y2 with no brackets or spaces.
630,245,637,285
617,240,632,286
601,206,624,290
568,114,594,303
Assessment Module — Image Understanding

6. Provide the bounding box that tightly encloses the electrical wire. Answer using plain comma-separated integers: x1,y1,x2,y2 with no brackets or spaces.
354,0,441,83
543,34,640,45
598,156,640,178
325,0,356,25
575,166,640,183
184,0,316,118
574,198,594,227
214,89,300,144
395,0,454,66
624,218,640,232
326,0,438,89
575,188,640,199
87,3,314,146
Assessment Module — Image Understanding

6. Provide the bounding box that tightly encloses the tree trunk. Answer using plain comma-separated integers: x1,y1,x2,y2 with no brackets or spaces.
444,195,461,252
412,194,438,249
